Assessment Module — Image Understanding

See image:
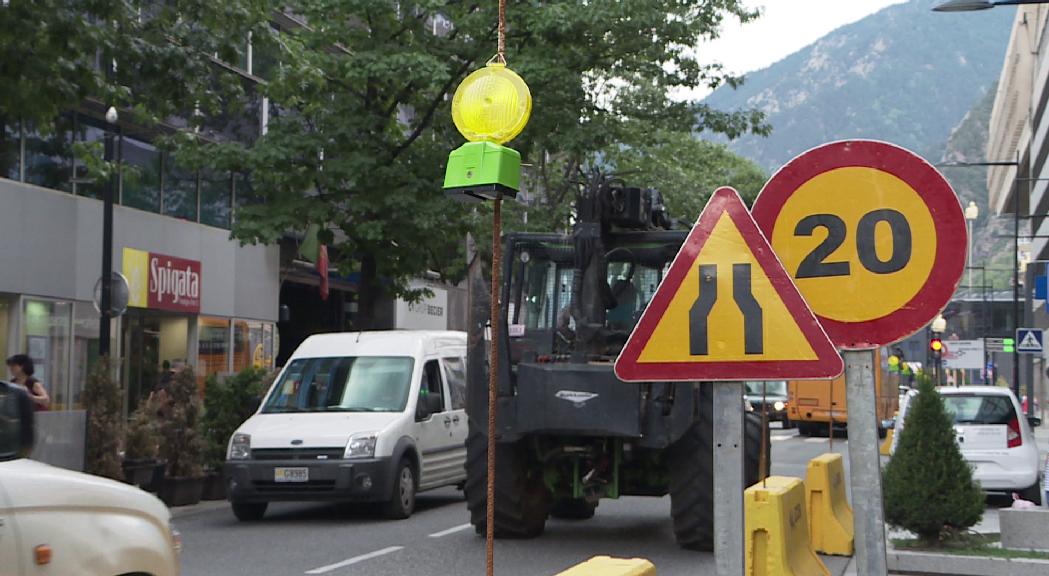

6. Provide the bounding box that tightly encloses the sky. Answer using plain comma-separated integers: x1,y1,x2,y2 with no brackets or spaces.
684,0,907,100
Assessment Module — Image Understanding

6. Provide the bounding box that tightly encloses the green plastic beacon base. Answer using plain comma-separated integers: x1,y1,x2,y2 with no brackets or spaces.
443,141,520,202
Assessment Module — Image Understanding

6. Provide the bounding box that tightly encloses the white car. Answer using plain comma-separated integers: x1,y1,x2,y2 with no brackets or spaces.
0,381,181,576
225,330,468,521
893,385,1041,503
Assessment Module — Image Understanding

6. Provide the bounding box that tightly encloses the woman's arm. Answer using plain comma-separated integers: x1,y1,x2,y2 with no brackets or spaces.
30,380,50,408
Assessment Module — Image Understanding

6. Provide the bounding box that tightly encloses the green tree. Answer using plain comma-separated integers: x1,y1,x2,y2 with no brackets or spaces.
883,374,984,544
193,0,768,327
0,1,271,128
604,126,768,222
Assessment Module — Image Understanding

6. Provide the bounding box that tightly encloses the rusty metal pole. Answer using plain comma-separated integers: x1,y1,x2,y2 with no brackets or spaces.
486,196,502,576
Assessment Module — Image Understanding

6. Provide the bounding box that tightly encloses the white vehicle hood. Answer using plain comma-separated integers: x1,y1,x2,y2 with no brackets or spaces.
239,412,402,448
0,459,169,522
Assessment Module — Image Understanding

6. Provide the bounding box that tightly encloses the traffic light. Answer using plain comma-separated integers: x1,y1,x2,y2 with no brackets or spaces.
1003,338,1015,353
930,337,944,360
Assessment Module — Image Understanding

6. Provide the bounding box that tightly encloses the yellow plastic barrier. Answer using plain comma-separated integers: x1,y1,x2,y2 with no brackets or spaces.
805,453,854,556
746,476,830,576
880,428,894,456
555,556,655,576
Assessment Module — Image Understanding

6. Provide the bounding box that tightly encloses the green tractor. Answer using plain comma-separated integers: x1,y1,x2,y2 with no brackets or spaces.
464,173,768,549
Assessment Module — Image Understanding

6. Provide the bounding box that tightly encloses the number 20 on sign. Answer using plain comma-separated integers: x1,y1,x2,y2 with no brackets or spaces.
752,140,967,348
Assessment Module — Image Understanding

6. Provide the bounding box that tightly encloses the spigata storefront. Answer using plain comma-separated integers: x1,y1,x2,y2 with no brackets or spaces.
0,177,280,416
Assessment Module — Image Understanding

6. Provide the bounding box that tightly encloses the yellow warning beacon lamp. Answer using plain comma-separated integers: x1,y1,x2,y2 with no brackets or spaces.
444,63,531,201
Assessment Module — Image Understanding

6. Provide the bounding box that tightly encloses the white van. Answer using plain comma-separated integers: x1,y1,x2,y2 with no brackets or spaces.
224,331,468,521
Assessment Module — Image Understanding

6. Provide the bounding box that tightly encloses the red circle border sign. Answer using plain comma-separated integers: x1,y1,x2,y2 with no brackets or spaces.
751,140,966,349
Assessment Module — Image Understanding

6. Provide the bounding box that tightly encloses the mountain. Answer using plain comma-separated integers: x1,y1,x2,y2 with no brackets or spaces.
702,0,1014,172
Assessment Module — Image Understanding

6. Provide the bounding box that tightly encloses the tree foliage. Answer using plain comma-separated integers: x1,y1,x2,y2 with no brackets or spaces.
883,375,984,543
157,369,205,479
0,0,271,128
191,0,768,325
201,367,268,471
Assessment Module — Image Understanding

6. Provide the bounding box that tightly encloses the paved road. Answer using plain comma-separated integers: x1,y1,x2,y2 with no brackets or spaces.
176,427,854,576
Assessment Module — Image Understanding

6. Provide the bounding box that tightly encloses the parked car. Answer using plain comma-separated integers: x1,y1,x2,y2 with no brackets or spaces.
225,330,468,521
744,381,792,428
893,385,1042,503
0,381,181,576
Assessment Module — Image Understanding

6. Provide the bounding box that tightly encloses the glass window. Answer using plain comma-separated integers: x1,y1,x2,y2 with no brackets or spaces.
743,381,788,396
262,356,415,413
72,114,113,199
164,154,198,221
251,26,281,80
22,299,71,410
71,303,116,410
199,169,231,228
24,117,73,193
198,317,230,381
262,323,275,370
442,356,466,410
232,320,266,373
943,394,1018,425
0,117,19,180
121,134,162,213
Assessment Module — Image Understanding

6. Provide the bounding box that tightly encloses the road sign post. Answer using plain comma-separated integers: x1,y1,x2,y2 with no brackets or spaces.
615,187,842,576
713,381,745,576
844,349,888,576
753,140,967,576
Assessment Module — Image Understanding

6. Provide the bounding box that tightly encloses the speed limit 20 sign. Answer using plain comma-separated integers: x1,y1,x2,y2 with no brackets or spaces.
752,140,966,349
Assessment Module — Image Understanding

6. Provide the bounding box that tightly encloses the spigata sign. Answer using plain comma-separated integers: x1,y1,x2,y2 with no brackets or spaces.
122,247,202,313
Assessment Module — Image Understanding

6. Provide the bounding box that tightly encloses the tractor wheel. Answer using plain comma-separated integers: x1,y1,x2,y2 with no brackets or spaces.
465,426,550,538
669,387,768,550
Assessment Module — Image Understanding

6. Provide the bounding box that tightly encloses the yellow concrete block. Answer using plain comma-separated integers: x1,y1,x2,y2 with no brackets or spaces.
880,428,894,456
555,556,655,576
805,453,854,556
746,476,830,576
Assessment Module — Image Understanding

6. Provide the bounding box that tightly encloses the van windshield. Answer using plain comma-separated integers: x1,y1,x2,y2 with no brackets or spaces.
262,357,415,414
744,381,787,396
942,394,1018,425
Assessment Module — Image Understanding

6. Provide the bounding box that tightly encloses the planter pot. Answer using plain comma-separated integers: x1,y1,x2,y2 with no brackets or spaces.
122,459,159,488
158,476,204,507
143,461,167,493
201,472,227,501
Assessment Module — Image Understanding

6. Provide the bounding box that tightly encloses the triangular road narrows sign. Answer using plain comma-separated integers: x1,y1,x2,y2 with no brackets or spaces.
615,187,843,382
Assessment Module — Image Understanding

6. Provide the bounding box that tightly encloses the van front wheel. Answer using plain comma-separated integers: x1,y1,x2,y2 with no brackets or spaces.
384,459,416,519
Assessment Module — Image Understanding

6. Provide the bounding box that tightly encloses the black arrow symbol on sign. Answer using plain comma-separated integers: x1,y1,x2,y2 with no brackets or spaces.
689,263,763,356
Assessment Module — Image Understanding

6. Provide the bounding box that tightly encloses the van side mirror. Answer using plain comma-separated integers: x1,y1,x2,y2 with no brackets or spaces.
0,381,34,460
1028,415,1042,428
416,394,443,421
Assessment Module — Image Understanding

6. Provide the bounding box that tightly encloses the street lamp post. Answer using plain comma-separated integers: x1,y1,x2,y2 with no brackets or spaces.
934,0,1049,11
99,106,118,358
965,201,979,291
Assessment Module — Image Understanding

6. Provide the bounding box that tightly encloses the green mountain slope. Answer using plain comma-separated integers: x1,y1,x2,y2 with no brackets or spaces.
702,0,1013,171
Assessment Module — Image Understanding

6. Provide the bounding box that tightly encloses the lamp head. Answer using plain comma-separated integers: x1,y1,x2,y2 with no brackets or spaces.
932,0,995,11
965,201,979,220
105,106,119,124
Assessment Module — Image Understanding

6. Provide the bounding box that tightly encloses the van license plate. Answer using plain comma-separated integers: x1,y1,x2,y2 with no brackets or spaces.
274,467,309,483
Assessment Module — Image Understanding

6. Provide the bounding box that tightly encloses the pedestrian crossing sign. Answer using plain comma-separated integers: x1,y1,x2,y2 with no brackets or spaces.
614,187,844,382
1016,328,1044,355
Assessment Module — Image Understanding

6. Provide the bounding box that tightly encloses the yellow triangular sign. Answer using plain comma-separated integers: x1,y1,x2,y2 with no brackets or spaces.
615,188,843,381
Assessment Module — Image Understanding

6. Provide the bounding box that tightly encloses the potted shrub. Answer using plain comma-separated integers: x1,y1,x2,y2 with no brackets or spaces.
122,397,163,490
156,367,206,507
83,357,123,480
200,367,268,500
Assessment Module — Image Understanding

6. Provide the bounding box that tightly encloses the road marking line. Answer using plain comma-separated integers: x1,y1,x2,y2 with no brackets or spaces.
305,546,403,574
770,435,792,442
428,523,472,538
804,437,827,443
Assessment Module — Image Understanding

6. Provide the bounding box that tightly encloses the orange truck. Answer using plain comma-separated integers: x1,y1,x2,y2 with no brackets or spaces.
787,349,900,437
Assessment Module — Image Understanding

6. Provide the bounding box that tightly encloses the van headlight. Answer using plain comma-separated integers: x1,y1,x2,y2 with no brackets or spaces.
774,401,785,412
229,433,251,460
344,433,377,459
